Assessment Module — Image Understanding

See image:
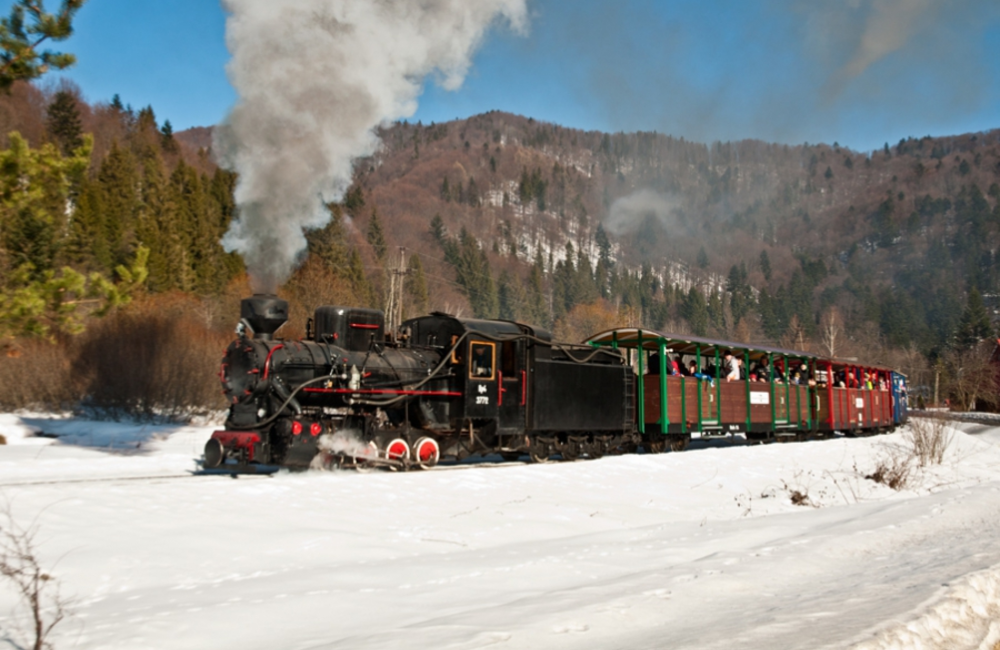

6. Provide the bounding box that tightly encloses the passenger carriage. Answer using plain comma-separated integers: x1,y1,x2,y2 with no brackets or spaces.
586,328,908,451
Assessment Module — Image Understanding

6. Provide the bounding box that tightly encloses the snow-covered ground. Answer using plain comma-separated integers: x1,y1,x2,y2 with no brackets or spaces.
1,415,1000,650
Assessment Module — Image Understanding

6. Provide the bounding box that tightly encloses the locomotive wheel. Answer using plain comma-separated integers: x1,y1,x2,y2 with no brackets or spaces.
528,439,552,463
528,448,551,463
559,442,581,461
414,437,440,470
384,438,411,471
646,440,666,454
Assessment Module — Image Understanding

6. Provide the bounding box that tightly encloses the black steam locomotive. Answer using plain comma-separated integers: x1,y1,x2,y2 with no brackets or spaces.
205,295,635,472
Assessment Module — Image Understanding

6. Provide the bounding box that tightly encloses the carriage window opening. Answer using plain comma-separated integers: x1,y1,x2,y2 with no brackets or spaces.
500,342,517,376
469,341,496,380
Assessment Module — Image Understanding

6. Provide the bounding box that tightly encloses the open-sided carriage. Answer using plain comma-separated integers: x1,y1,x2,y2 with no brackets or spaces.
586,329,908,451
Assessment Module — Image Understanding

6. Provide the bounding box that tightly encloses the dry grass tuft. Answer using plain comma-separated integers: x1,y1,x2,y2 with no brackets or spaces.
865,450,912,490
906,416,953,466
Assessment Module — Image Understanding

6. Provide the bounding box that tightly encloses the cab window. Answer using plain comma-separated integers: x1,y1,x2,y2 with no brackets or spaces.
469,341,496,380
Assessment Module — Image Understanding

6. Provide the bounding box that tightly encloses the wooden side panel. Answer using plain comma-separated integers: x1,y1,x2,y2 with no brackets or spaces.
642,376,719,426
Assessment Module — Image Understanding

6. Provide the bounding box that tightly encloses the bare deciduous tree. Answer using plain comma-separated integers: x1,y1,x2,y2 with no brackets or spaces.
0,504,71,650
819,307,843,358
943,340,1000,412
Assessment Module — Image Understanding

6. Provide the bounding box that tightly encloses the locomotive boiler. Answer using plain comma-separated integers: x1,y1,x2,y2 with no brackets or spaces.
205,295,635,472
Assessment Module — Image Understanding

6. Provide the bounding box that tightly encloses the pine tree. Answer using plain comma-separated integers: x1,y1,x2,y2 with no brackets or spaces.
697,246,709,269
759,249,772,282
160,119,177,153
429,213,446,243
0,0,85,92
346,248,372,306
526,258,549,327
97,141,140,269
595,223,612,266
955,287,992,350
306,203,350,272
405,253,428,316
367,208,387,261
0,132,91,279
46,90,83,156
682,287,709,336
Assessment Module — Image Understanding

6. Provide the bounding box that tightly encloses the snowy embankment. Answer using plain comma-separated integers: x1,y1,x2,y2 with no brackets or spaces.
1,416,1000,650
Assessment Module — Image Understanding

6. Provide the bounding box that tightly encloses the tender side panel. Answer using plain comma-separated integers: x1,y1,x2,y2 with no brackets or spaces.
531,360,629,432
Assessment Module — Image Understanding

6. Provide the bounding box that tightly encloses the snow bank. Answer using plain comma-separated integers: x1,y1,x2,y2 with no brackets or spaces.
0,416,999,649
853,563,1000,650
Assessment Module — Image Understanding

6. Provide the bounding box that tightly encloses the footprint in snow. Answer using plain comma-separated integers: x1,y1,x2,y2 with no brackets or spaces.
553,624,590,634
642,588,672,599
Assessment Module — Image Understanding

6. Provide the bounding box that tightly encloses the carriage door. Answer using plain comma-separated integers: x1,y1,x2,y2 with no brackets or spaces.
497,339,527,432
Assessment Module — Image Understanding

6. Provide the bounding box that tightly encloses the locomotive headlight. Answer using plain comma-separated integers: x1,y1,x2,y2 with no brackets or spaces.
310,422,323,437
291,421,303,436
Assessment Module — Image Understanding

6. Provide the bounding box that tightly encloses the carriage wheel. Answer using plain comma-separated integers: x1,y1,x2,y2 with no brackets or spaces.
385,438,411,471
413,437,440,470
587,439,606,459
669,437,690,453
646,439,667,454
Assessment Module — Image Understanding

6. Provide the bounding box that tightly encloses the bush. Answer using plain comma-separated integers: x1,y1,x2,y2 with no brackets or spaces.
72,294,231,420
0,339,84,411
866,452,911,490
906,416,953,466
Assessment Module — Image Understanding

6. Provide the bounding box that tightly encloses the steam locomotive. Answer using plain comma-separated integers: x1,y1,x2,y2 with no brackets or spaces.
205,295,908,473
204,295,634,471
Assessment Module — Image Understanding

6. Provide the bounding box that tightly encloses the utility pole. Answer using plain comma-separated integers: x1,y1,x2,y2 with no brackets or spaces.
385,247,409,334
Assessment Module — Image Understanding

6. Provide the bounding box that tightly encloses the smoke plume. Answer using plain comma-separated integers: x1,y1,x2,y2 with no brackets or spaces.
605,189,682,236
538,0,999,147
216,0,528,292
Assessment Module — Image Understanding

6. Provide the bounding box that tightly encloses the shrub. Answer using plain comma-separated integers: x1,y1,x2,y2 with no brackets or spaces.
0,339,84,411
905,416,953,466
73,293,230,420
866,450,911,490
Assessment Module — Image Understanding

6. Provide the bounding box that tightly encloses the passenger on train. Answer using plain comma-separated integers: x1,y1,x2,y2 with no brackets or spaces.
688,360,714,385
723,351,740,382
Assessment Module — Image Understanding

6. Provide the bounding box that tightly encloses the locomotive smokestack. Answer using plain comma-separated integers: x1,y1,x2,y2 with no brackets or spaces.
240,295,288,340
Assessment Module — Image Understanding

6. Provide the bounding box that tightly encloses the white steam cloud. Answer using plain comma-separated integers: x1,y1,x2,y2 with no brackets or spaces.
605,189,682,236
216,0,529,292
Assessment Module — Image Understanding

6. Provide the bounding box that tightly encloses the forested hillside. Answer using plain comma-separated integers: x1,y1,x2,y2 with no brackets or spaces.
350,112,1000,365
1,82,998,412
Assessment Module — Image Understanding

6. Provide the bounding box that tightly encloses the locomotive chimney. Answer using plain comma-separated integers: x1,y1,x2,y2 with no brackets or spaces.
240,295,288,340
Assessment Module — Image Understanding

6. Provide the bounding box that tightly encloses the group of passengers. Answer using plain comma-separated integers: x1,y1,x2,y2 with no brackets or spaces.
650,350,887,391
718,351,815,386
823,370,889,390
648,353,716,384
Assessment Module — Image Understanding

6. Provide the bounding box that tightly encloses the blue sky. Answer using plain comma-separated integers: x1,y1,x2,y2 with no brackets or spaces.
9,0,1000,152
